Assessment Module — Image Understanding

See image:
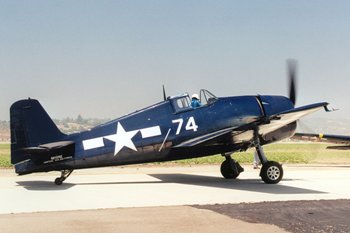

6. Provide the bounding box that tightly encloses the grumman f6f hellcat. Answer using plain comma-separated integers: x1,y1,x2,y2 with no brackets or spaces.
10,61,329,185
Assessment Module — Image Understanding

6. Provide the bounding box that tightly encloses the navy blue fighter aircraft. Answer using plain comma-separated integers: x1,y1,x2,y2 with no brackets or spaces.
10,61,329,185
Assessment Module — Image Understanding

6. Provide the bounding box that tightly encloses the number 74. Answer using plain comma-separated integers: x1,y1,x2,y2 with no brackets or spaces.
172,117,198,135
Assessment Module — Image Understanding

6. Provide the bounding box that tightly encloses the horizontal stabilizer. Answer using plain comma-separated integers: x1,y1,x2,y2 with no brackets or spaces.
20,141,75,164
22,141,74,152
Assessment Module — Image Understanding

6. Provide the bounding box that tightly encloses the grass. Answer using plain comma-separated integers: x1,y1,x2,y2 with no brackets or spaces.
1,142,350,168
168,143,350,165
0,143,11,168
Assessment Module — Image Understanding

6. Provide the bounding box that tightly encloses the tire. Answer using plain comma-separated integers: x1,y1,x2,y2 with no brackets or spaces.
220,160,239,179
55,178,63,185
260,161,283,184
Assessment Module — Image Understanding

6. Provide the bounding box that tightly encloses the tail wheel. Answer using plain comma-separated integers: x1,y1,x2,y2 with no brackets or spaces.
54,169,73,185
260,161,283,184
55,178,63,185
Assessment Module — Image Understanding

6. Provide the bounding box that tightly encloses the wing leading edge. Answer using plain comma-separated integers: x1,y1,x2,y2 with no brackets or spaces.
258,102,328,135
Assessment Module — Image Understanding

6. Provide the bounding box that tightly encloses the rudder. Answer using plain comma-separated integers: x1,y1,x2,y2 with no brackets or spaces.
10,99,65,164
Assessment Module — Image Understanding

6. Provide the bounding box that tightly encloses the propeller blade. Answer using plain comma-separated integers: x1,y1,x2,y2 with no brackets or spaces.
162,85,166,101
287,59,297,105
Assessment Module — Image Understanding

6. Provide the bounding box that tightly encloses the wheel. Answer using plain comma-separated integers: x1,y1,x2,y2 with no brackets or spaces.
220,160,240,179
260,161,283,184
55,178,63,185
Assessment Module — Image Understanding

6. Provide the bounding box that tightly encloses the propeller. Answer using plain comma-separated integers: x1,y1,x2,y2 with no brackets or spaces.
162,85,166,101
287,59,297,105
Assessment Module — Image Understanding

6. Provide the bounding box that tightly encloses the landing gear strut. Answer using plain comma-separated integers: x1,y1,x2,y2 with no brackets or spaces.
54,169,73,185
255,139,283,184
220,153,244,179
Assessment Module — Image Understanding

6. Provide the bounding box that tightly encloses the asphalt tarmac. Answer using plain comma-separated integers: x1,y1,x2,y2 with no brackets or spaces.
197,199,350,233
0,165,349,232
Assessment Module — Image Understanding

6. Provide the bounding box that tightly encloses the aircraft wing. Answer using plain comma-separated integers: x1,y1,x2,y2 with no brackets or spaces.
293,132,350,150
174,127,237,147
174,102,328,148
258,102,328,135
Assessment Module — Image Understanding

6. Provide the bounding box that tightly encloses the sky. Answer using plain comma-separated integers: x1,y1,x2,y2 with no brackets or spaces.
1,1,350,121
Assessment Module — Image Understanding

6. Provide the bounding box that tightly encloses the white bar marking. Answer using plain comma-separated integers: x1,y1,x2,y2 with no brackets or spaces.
83,137,104,150
140,126,162,138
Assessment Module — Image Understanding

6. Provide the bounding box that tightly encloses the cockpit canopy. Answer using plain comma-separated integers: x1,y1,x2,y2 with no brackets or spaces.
169,89,218,113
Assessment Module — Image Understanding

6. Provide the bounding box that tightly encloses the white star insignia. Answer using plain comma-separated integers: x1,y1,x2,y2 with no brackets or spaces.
104,122,139,155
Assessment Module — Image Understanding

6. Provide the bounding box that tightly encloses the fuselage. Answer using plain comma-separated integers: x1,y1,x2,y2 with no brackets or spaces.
14,93,296,174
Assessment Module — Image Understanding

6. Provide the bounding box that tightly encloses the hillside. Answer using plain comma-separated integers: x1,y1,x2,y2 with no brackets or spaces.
0,116,110,142
0,121,9,142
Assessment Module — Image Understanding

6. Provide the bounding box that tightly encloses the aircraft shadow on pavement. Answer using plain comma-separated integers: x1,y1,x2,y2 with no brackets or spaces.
16,180,163,190
16,173,326,195
148,173,327,195
16,181,75,191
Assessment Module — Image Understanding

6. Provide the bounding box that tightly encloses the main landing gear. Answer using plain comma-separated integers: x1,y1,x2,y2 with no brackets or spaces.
220,135,283,184
220,153,244,179
220,148,283,184
255,144,283,184
54,169,73,185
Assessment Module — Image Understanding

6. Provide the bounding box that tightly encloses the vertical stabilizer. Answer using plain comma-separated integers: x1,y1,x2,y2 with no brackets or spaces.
10,99,65,164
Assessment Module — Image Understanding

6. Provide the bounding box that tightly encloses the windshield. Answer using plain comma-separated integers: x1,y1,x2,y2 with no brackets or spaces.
199,89,218,105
